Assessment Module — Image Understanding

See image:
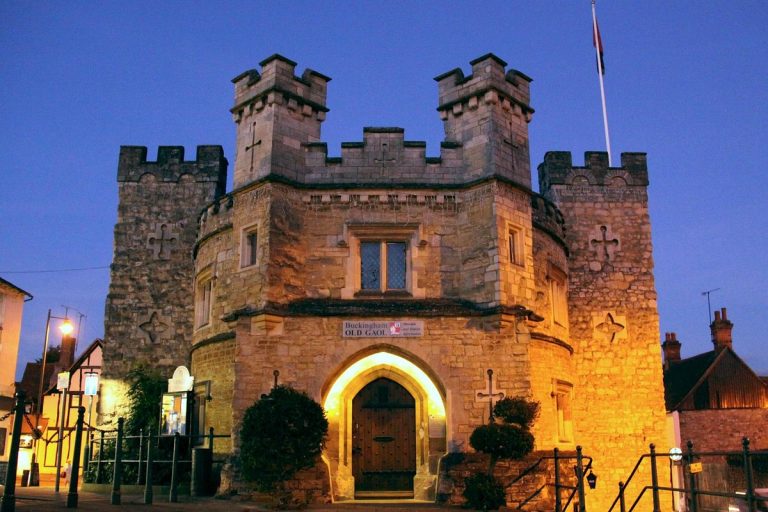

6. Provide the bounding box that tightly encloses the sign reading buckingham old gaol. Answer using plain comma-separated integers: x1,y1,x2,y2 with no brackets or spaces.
342,320,423,338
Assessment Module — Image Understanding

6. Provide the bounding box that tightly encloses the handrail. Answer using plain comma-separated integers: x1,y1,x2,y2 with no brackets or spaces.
607,454,648,512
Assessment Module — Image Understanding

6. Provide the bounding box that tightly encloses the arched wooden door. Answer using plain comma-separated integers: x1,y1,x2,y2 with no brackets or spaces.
352,377,416,498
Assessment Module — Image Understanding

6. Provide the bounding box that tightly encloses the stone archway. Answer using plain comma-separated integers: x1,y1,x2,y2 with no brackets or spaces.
321,349,447,501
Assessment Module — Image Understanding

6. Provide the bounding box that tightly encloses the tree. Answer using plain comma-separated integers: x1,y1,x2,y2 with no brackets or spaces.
239,385,328,493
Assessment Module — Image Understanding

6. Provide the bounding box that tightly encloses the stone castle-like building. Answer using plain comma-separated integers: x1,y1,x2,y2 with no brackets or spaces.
102,54,668,506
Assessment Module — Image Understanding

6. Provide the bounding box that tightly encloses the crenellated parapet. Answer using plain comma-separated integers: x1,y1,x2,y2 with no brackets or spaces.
230,54,330,120
434,53,533,122
118,145,228,195
537,151,648,193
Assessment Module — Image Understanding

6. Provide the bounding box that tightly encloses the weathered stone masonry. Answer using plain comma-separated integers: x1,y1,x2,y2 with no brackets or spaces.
104,53,670,509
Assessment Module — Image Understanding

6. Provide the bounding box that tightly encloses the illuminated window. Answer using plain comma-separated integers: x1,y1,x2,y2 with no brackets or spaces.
548,264,568,326
361,241,407,291
240,225,258,268
195,273,213,328
508,227,524,266
554,381,573,443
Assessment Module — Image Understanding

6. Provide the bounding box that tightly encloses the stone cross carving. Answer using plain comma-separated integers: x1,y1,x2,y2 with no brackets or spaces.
139,311,169,344
476,369,505,423
246,123,261,173
591,225,619,261
374,142,396,163
147,223,178,260
595,313,625,343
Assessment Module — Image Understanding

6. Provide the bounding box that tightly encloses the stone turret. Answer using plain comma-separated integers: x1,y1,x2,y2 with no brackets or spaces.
710,307,733,351
230,54,331,188
434,53,534,187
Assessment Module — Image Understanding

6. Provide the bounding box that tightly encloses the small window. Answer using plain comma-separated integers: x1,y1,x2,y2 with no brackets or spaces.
509,227,523,266
548,264,568,326
240,226,258,268
360,241,407,292
554,381,574,443
195,274,213,328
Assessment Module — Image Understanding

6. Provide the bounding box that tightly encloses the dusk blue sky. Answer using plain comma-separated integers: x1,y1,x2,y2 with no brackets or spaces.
2,1,766,380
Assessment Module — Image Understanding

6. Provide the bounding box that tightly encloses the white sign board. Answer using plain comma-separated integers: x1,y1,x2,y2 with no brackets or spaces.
57,371,70,390
84,372,100,396
342,320,423,338
168,366,194,393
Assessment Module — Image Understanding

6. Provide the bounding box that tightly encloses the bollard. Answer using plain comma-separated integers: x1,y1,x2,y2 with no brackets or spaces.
650,443,661,512
95,430,104,484
576,445,586,512
554,448,562,512
66,407,86,508
111,418,124,505
169,432,180,503
1,391,27,512
144,428,154,505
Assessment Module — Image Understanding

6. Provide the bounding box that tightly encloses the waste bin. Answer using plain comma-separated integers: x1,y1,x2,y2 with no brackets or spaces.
191,448,213,496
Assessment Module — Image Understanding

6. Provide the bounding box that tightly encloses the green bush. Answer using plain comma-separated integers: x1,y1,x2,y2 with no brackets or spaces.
239,385,328,491
470,423,535,464
493,397,540,429
463,472,506,511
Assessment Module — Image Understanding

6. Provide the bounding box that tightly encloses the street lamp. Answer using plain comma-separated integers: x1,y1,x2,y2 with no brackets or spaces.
29,308,73,487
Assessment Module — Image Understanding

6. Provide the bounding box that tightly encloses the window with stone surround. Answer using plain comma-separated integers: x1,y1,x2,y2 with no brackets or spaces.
240,224,258,269
554,380,574,443
508,225,524,267
343,223,422,298
194,271,213,328
548,263,568,327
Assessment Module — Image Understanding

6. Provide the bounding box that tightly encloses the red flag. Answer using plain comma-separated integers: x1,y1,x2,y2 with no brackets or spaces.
592,17,605,74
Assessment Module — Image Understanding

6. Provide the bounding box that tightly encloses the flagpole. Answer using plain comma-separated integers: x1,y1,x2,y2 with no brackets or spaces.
592,0,613,167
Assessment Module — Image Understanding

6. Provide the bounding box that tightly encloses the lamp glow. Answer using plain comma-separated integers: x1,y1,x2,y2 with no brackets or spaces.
59,319,74,335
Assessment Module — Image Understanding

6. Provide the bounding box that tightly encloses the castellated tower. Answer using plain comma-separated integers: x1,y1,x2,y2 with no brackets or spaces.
538,151,669,507
101,146,227,419
104,54,670,508
231,54,330,188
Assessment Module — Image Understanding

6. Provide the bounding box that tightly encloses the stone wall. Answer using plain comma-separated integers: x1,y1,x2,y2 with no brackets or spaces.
538,151,670,510
102,145,226,417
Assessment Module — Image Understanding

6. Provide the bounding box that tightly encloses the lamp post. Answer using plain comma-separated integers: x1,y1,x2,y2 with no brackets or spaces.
30,308,73,486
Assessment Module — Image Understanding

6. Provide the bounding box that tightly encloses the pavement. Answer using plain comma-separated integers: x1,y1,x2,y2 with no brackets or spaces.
0,486,455,511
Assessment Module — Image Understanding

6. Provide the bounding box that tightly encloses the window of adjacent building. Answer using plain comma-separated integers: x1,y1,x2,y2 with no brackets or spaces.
361,241,407,292
548,264,568,326
508,226,524,266
240,226,258,268
195,273,213,328
554,381,574,443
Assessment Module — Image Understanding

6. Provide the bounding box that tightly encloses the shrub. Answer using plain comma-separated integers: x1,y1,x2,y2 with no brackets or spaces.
463,472,506,511
239,385,328,492
470,423,535,466
493,397,540,429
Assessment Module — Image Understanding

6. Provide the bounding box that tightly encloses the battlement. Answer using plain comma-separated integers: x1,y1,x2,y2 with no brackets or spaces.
434,53,533,120
531,194,566,246
117,146,228,195
231,54,331,119
537,151,648,192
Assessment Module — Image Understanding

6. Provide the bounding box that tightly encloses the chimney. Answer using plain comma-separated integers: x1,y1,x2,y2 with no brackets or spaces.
662,332,682,369
59,335,76,369
710,307,733,351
